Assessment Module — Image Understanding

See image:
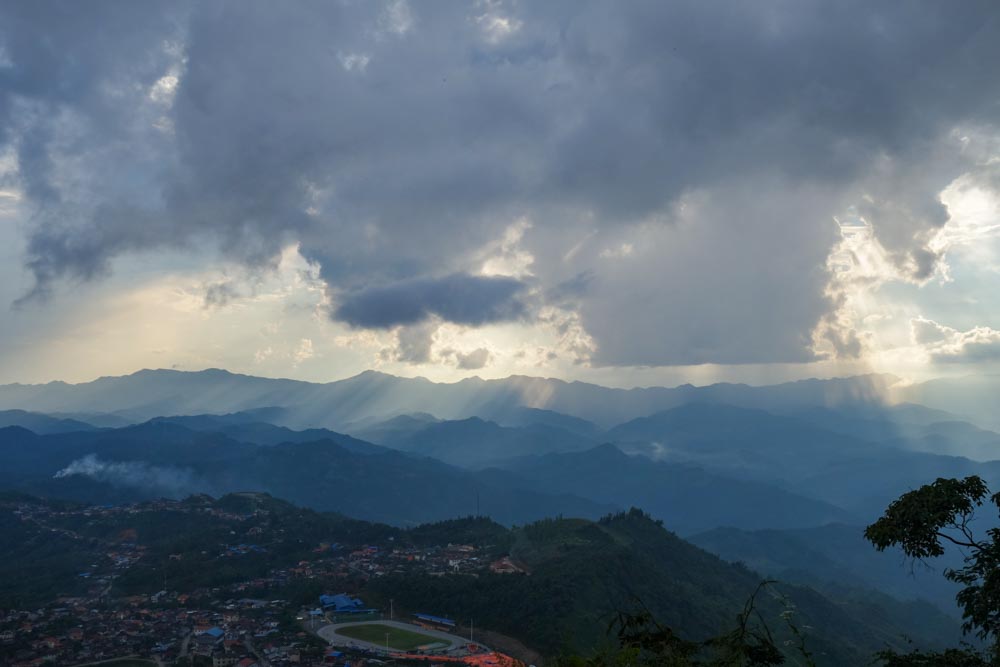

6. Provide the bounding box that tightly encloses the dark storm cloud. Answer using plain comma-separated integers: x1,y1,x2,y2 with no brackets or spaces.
3,0,1000,365
334,273,527,329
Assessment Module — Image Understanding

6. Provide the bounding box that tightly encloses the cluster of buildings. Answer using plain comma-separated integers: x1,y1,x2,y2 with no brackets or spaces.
354,543,491,578
0,596,328,667
1,496,529,667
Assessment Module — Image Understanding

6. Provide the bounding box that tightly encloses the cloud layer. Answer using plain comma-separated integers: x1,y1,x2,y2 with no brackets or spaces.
912,318,1000,363
3,1,1000,369
335,273,527,329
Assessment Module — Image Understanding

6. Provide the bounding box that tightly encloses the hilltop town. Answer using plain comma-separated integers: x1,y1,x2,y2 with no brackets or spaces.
0,494,525,667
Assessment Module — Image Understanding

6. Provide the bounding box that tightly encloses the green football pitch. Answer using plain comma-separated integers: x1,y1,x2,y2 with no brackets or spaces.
334,623,450,650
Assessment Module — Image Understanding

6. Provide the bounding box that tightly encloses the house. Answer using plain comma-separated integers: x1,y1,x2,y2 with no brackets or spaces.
489,556,524,574
195,626,225,638
194,628,225,652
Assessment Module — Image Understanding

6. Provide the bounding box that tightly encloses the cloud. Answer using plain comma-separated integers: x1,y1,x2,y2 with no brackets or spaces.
392,322,437,364
379,0,414,36
4,1,1000,367
438,346,493,370
911,317,1000,363
572,184,841,365
203,280,240,309
455,347,492,370
54,454,205,498
293,338,315,365
334,273,528,329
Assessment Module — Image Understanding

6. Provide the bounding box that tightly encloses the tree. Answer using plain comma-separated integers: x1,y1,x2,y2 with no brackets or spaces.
865,475,1000,666
554,582,806,667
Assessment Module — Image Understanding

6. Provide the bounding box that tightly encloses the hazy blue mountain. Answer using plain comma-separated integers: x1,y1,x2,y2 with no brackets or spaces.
148,406,294,428
0,423,613,526
497,443,857,535
0,409,99,434
786,402,962,431
894,374,1000,431
46,412,135,428
345,412,442,443
781,405,1000,461
0,367,903,430
606,403,1000,518
221,440,615,526
354,416,599,468
690,523,964,614
0,369,318,425
607,403,888,479
880,425,1000,461
6,369,998,530
793,450,1000,518
479,406,603,438
148,414,386,455
0,422,249,482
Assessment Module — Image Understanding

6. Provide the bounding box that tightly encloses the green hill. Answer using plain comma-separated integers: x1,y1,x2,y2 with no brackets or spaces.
370,509,962,665
0,493,967,666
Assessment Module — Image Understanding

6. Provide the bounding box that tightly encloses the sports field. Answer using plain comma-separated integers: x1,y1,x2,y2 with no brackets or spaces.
334,623,449,650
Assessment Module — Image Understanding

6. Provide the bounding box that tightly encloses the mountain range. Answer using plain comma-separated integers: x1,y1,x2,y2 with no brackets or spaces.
689,523,964,613
0,421,614,526
3,366,1000,632
0,367,902,429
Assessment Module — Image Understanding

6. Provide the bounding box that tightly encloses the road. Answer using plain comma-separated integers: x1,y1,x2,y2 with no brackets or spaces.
244,637,271,667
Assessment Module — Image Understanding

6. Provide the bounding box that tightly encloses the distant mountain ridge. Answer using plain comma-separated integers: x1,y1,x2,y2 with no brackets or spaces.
4,385,1000,530
5,370,1000,527
496,442,858,535
0,409,100,434
354,415,600,469
0,421,613,526
690,523,965,614
605,403,1000,517
893,374,1000,431
0,367,902,429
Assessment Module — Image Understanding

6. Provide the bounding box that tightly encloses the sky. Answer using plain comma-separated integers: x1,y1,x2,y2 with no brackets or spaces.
1,0,1000,388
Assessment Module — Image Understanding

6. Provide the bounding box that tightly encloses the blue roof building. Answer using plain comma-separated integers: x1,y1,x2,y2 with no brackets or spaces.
414,613,455,627
319,593,375,613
